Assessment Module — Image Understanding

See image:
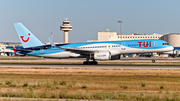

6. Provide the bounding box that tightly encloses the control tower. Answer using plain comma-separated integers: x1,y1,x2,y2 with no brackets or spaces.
60,18,72,43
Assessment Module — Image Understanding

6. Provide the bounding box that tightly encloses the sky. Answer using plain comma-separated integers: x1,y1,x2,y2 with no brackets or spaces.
1,0,180,43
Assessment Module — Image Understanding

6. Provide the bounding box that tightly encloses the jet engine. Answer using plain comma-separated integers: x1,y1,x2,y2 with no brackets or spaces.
92,51,111,60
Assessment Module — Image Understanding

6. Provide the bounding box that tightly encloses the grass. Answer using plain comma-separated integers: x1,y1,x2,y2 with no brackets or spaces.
0,69,180,100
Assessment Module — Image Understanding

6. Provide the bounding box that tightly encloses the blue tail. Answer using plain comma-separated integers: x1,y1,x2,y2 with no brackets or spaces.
14,22,44,48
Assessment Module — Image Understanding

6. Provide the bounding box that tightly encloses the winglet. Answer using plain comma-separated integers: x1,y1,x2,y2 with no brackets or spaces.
48,37,55,47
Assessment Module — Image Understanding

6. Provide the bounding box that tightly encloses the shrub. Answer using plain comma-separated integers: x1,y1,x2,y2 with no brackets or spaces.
81,85,87,89
5,81,12,85
120,85,128,89
38,83,41,87
22,83,28,87
123,86,128,89
141,83,146,87
59,81,66,86
160,86,164,89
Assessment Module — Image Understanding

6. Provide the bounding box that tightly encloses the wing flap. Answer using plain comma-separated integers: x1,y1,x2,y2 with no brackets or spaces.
59,47,96,55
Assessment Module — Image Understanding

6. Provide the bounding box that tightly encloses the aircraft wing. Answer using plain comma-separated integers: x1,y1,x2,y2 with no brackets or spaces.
58,47,96,55
12,49,33,52
48,37,95,55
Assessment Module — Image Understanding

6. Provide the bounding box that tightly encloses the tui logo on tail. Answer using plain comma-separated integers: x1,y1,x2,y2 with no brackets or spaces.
20,33,30,42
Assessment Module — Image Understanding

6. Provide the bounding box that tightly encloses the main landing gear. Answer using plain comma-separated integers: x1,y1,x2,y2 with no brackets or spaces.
83,56,98,65
83,61,98,65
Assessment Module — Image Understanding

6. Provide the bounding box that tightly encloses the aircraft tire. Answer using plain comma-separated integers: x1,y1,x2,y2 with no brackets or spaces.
83,61,88,65
152,60,155,63
93,61,98,65
83,61,98,65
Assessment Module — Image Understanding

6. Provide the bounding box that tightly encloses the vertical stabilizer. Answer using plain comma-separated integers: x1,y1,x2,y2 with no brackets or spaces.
14,22,44,48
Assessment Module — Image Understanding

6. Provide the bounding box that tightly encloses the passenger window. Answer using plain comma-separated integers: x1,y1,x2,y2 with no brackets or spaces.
162,43,168,45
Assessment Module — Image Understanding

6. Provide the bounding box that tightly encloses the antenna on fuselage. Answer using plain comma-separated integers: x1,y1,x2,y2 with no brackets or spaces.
51,32,53,42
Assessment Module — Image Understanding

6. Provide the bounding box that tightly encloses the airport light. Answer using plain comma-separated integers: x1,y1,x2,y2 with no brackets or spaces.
118,21,124,38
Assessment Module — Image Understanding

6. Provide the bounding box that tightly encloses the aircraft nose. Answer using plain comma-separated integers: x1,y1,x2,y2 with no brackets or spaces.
168,46,174,51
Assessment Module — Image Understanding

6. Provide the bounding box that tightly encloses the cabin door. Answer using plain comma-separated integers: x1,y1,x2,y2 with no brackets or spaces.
121,42,126,50
154,41,158,48
40,49,44,54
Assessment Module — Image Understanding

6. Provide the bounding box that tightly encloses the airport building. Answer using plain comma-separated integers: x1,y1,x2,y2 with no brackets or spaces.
161,33,180,47
98,32,163,41
96,30,180,57
97,30,180,47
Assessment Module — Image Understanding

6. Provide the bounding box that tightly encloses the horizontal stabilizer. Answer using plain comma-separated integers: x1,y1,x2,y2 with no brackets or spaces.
12,49,33,52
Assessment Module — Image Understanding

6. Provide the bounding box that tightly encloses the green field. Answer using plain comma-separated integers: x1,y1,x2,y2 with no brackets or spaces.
0,68,180,101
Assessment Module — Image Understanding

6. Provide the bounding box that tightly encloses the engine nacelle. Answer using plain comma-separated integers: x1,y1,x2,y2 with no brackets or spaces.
111,55,121,60
93,51,111,60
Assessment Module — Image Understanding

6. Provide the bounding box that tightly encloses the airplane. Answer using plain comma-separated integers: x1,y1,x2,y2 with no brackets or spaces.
13,22,174,65
0,45,15,56
12,46,26,56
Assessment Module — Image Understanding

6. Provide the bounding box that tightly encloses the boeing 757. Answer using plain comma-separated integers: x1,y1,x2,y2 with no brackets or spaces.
13,22,174,65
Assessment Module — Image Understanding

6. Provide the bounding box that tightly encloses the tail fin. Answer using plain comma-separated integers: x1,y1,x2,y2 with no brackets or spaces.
13,45,16,52
13,22,44,48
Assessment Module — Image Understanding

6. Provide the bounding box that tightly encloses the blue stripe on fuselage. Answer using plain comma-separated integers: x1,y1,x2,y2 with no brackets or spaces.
60,39,170,49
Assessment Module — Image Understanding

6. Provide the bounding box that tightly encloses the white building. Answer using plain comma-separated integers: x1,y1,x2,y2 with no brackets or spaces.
97,30,180,47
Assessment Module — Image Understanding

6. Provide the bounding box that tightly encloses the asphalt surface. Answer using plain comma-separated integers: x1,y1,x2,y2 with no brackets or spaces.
0,56,179,70
0,63,179,70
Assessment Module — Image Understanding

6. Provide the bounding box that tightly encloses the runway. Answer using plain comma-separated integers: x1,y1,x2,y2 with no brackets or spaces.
0,63,180,70
0,56,179,70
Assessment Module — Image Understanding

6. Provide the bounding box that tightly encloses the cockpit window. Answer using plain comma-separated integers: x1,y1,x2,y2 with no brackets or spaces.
162,43,169,45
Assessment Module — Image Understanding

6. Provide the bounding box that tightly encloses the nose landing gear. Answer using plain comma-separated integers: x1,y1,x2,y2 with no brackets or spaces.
152,54,156,63
152,59,155,63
